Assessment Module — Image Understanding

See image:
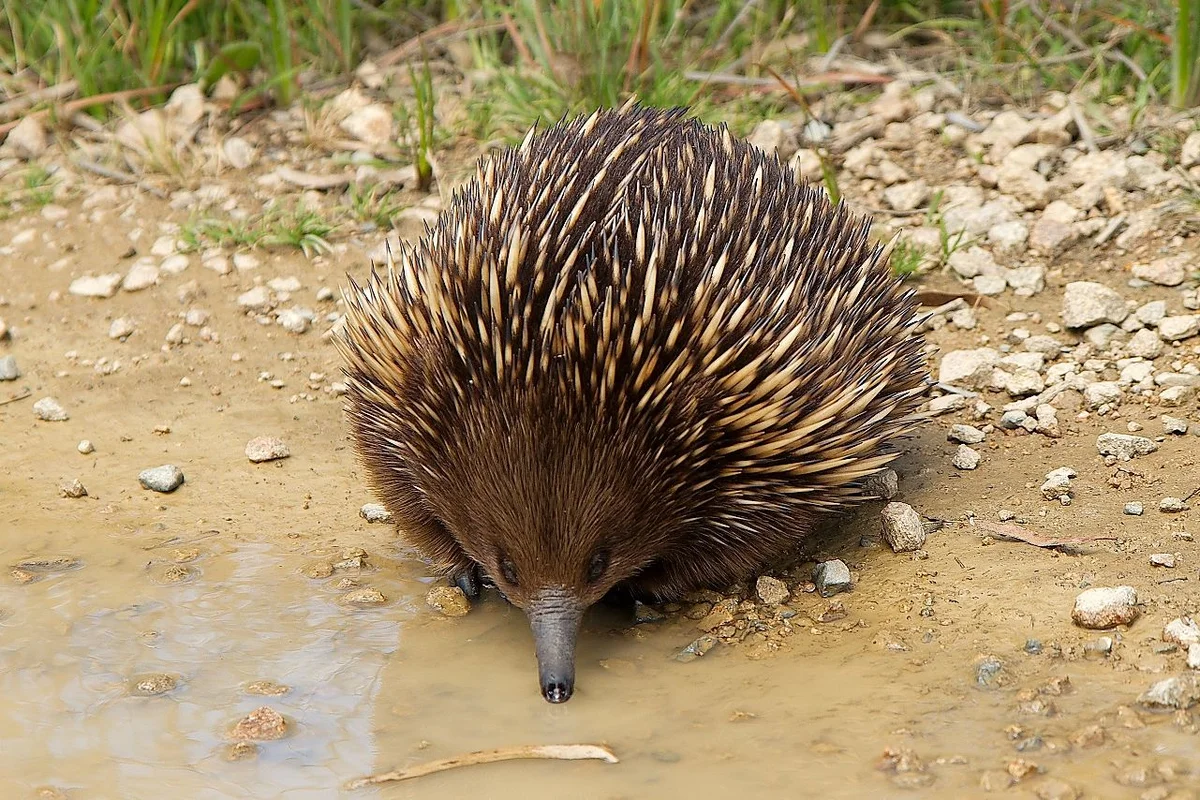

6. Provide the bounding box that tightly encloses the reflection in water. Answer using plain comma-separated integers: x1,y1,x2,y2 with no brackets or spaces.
0,536,409,799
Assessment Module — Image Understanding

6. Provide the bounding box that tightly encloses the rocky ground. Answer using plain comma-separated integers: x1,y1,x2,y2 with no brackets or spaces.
3,63,1200,798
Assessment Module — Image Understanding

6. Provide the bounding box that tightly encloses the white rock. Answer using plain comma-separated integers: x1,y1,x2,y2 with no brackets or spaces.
1061,281,1128,328
1133,256,1188,287
276,308,311,334
160,254,189,274
1136,301,1168,326
233,253,260,271
223,136,257,170
1161,386,1196,407
69,274,123,298
237,287,273,311
1159,316,1200,342
2,116,49,159
747,120,796,160
952,444,981,470
1084,381,1122,409
880,502,926,553
1005,368,1044,397
122,262,159,292
1005,265,1045,295
184,308,210,327
1189,643,1200,670
938,348,1000,389
33,397,69,421
340,104,393,146
883,180,929,212
1072,586,1138,629
1165,618,1200,647
1183,131,1200,168
246,436,291,463
1096,432,1158,460
988,220,1029,256
974,274,1007,296
108,317,135,340
996,162,1052,209
948,246,1000,279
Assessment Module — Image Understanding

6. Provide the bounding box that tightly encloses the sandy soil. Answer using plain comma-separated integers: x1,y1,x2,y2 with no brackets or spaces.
2,107,1200,800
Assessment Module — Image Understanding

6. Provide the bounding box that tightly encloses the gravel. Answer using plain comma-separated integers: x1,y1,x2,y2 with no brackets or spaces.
0,355,19,381
1123,502,1144,516
1159,315,1200,342
1160,497,1187,513
1071,586,1139,629
245,436,290,463
880,502,926,553
813,560,852,597
33,397,68,421
138,465,185,493
1149,553,1177,568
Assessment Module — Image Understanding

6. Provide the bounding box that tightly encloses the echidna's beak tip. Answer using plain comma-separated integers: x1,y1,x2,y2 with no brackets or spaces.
541,678,573,703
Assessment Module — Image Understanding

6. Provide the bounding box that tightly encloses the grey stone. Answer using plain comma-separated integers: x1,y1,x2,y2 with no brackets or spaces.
973,274,1007,296
814,559,852,597
1161,497,1187,513
1163,416,1189,435
0,355,19,381
1132,256,1188,287
138,465,184,493
947,246,999,279
952,444,981,470
1083,381,1122,409
949,424,986,444
1124,502,1144,516
69,274,123,299
1136,300,1168,326
1159,315,1200,342
1126,328,1163,359
880,501,926,553
938,347,1000,388
1150,553,1177,568
1062,281,1128,329
1000,409,1029,429
1138,674,1200,710
1096,433,1158,460
861,468,899,500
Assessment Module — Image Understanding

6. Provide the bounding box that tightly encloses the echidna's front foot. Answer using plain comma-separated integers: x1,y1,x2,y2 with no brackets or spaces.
452,563,483,601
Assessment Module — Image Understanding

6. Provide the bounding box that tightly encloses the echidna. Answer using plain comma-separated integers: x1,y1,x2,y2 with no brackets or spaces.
336,99,930,704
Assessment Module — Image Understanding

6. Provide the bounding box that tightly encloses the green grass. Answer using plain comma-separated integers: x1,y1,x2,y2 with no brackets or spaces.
889,239,926,280
0,166,56,219
341,183,405,229
180,202,336,257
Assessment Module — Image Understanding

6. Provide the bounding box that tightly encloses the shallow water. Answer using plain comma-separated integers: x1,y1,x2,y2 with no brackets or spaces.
5,495,1197,799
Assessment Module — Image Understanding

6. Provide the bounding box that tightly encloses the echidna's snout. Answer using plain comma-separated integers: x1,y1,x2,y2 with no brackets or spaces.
526,589,584,703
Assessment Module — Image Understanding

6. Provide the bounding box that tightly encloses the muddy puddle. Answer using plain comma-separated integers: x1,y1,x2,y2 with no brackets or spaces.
3,490,1199,799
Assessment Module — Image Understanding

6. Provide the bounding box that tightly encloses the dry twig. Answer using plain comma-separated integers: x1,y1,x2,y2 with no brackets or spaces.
346,744,619,790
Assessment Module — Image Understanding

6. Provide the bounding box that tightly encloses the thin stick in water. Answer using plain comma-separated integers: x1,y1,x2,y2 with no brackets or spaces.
346,743,619,790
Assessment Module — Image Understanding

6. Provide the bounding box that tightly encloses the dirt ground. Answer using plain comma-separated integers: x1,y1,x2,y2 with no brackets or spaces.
2,94,1200,799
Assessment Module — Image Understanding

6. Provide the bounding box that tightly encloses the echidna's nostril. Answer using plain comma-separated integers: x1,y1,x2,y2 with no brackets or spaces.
542,680,572,703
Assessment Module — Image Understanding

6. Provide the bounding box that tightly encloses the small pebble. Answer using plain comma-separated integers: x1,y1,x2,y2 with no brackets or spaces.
861,467,899,500
426,585,471,617
948,424,986,444
952,444,981,470
1163,416,1189,435
128,673,177,696
813,559,852,597
224,742,259,762
77,440,94,454
1072,586,1139,629
245,680,290,697
0,355,19,381
1024,639,1043,655
1188,643,1200,670
1150,553,1177,568
880,502,926,553
340,587,387,606
359,503,392,523
975,655,1006,688
1160,497,1187,513
229,706,288,741
33,397,68,421
1124,502,1144,516
58,479,87,498
138,465,184,493
675,634,718,662
245,436,290,463
755,576,790,605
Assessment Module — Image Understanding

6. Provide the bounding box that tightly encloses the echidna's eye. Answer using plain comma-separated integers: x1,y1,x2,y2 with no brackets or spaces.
586,550,609,583
499,556,519,586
